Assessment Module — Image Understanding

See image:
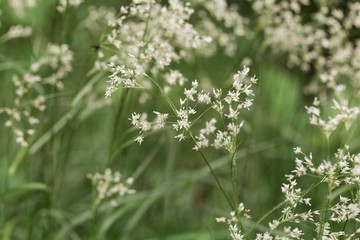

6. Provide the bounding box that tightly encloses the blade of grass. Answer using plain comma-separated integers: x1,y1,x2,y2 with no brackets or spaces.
2,218,17,240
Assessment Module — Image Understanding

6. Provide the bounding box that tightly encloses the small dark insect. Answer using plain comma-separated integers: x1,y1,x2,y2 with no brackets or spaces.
91,44,101,51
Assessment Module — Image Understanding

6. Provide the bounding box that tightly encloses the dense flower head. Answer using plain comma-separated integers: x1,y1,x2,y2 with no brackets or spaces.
102,0,248,99
305,97,360,138
102,0,213,98
88,168,136,207
253,0,360,99
0,43,73,146
189,0,248,57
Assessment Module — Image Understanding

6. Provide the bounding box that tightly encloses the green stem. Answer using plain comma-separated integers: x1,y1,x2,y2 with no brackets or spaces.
230,116,240,208
230,149,246,235
87,199,100,240
318,133,331,239
144,74,177,113
140,1,152,47
144,74,234,210
188,132,234,211
61,0,70,43
244,201,286,238
145,73,240,233
105,1,154,166
244,181,323,237
231,150,238,207
325,135,330,162
0,128,12,231
106,89,130,167
317,186,330,240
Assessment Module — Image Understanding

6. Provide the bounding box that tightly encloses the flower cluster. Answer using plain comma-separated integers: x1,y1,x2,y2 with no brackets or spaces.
293,146,360,186
306,97,360,138
196,0,246,37
188,0,248,57
253,0,360,98
57,0,84,13
129,111,169,144
102,0,248,99
7,0,36,17
0,44,73,146
30,44,73,90
216,203,251,240
105,58,144,98
1,25,32,42
128,66,257,152
82,5,117,35
102,0,212,98
255,146,360,239
192,67,257,152
88,168,136,207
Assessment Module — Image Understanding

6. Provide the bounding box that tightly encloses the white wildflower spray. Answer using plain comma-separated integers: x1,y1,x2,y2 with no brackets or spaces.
88,168,136,208
254,146,360,239
0,43,73,146
126,66,257,152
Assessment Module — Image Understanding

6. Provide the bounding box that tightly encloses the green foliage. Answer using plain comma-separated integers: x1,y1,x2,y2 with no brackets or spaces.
0,0,359,239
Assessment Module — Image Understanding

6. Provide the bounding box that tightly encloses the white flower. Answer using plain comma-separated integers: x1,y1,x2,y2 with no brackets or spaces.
175,134,186,141
88,169,136,207
293,147,302,154
3,25,32,40
134,136,144,144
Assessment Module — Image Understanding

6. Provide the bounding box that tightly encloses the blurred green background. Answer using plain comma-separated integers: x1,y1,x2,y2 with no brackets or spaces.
0,0,358,239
